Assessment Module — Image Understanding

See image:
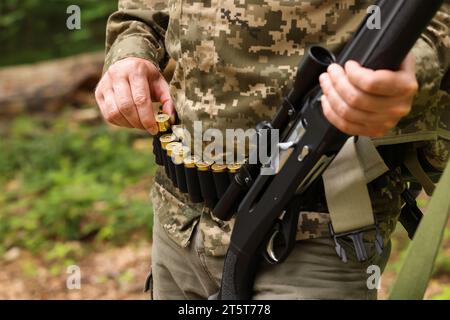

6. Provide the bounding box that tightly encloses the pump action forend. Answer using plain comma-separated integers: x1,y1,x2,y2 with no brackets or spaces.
215,0,444,300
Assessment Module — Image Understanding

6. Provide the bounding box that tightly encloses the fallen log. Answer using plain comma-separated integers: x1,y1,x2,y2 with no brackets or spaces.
0,52,104,116
0,53,176,117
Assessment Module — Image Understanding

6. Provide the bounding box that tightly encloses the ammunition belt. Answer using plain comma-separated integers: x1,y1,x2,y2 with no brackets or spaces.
153,113,329,213
152,113,243,210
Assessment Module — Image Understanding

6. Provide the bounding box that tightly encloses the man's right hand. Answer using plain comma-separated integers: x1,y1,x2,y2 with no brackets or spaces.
95,57,175,135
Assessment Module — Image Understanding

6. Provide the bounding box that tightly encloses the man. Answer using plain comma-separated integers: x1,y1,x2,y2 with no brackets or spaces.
95,0,450,299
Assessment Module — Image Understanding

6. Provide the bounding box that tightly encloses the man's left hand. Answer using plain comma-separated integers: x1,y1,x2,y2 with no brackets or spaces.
319,53,418,138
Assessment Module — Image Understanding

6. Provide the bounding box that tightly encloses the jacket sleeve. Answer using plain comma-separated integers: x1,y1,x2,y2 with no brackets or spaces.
412,2,450,108
103,0,170,73
410,2,450,171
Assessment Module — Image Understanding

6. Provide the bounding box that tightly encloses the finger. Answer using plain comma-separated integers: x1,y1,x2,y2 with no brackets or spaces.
321,71,402,121
95,74,112,109
95,84,105,108
325,64,403,113
96,75,124,126
321,95,383,137
110,75,145,130
103,89,133,128
129,74,158,135
345,60,418,97
151,75,176,124
320,73,384,126
400,52,417,75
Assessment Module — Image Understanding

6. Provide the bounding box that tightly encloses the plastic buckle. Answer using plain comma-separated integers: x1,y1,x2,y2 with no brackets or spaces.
329,219,384,263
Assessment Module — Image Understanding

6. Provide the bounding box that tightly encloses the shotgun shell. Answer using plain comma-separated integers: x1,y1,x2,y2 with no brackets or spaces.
184,155,200,168
153,136,164,166
184,155,203,203
159,133,177,150
172,145,191,165
171,124,186,142
155,113,171,133
166,142,182,187
153,114,171,166
166,142,182,157
160,133,177,177
172,145,190,193
227,163,242,173
197,160,218,209
196,160,213,172
212,163,227,173
212,164,230,200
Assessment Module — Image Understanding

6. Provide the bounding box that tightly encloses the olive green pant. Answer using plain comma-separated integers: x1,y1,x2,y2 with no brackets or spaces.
149,214,391,300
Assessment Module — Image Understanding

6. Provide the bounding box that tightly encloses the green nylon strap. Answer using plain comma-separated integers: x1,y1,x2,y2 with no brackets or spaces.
389,159,450,300
323,137,388,234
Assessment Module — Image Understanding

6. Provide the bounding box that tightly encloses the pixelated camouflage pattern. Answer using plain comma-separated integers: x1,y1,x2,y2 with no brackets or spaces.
106,1,449,142
107,1,449,255
105,0,449,164
368,169,405,245
169,0,374,135
103,0,170,73
151,166,236,256
424,139,450,171
296,212,330,240
372,4,450,169
198,211,235,256
150,168,203,247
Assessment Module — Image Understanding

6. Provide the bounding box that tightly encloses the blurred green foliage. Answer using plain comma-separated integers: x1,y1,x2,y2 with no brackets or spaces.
434,287,450,300
0,0,116,66
0,112,156,254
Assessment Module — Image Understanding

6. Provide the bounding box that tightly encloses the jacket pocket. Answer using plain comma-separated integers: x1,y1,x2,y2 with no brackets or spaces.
150,177,202,248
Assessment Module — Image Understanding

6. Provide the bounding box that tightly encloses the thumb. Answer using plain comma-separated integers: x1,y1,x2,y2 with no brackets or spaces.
152,75,176,124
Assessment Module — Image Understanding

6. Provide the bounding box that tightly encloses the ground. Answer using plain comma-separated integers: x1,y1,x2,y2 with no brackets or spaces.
1,225,449,300
0,241,152,300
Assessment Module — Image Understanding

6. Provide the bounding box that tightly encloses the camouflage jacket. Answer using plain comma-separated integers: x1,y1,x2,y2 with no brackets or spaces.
105,0,450,255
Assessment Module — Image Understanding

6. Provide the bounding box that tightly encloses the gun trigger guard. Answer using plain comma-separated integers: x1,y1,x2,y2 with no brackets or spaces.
265,227,281,264
264,209,299,265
